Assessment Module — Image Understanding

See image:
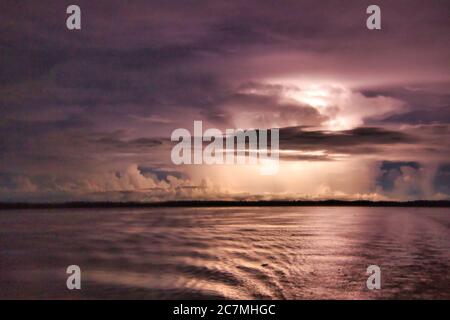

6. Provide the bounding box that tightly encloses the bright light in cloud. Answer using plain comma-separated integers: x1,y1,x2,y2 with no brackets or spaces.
287,84,336,109
274,82,405,130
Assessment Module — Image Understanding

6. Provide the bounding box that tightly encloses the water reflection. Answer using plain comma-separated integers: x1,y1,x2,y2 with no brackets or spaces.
0,207,448,299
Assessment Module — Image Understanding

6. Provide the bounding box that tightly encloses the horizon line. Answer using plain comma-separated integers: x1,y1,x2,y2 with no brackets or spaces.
1,199,449,209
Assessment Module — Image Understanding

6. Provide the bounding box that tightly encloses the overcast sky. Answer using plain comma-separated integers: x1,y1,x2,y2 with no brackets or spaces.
1,0,449,202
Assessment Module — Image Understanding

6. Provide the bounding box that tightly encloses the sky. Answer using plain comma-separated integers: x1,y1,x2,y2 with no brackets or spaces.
0,0,449,202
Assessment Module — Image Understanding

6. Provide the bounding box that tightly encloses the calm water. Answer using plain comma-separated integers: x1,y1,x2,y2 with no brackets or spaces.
0,207,449,299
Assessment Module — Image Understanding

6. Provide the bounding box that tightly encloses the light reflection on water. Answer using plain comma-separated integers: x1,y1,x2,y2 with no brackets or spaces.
0,207,449,299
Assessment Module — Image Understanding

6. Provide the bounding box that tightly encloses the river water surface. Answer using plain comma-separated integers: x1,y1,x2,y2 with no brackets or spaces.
0,207,448,299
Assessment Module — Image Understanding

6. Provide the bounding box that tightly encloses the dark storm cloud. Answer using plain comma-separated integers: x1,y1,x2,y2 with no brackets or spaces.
137,166,188,181
220,125,421,162
377,161,421,192
379,106,450,125
279,126,415,154
201,82,328,127
374,160,450,200
91,132,164,150
434,164,450,195
361,85,450,125
374,161,427,198
278,153,333,162
2,0,449,112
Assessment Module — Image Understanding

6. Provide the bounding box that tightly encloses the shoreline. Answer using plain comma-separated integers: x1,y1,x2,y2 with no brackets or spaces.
1,200,449,210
